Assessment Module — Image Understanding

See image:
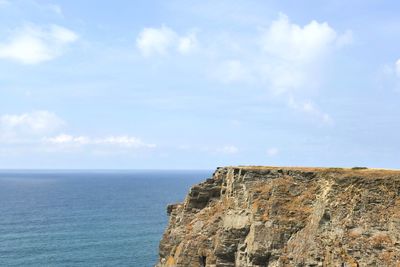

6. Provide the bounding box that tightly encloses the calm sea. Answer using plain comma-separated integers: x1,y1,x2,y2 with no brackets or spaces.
0,170,212,267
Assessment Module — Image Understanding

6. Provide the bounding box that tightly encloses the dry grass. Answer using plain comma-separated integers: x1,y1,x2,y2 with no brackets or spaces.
348,227,363,238
249,176,317,226
379,250,397,265
221,166,400,180
370,232,392,249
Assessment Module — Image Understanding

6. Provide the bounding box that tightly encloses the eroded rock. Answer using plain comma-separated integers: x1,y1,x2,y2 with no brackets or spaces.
156,166,400,266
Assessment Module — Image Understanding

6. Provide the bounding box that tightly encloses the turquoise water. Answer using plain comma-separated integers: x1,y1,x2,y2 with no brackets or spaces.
0,170,211,266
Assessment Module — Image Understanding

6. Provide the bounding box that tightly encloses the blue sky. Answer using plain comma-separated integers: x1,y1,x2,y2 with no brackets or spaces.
0,0,400,169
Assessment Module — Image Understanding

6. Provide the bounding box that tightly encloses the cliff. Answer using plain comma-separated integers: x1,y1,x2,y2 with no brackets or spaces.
156,166,400,267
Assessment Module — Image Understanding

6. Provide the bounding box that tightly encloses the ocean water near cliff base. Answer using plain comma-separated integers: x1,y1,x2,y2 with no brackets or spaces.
0,170,212,266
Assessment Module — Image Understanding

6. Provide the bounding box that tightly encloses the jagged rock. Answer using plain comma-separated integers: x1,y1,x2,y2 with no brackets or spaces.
156,166,400,267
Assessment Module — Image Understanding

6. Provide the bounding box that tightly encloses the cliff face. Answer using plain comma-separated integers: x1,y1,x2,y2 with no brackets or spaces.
156,167,400,267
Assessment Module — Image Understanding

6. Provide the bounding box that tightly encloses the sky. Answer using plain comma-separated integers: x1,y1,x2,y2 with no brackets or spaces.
0,0,400,169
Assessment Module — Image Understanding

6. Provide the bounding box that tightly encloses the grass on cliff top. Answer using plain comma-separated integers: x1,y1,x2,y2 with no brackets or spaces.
225,166,400,178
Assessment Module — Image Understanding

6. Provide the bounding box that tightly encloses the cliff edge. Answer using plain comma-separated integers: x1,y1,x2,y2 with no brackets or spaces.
156,166,400,266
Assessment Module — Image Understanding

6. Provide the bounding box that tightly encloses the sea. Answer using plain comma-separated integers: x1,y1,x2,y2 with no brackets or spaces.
0,170,212,267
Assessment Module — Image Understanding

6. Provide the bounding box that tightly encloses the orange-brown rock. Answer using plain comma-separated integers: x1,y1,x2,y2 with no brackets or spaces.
156,166,400,266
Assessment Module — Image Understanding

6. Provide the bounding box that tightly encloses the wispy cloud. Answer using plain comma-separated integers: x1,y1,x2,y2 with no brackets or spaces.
379,58,400,91
47,4,63,16
44,134,156,149
0,24,78,64
288,96,333,125
0,111,65,141
0,111,156,154
136,25,197,57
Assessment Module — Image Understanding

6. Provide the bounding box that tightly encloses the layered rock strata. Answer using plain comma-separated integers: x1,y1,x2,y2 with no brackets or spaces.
157,166,400,266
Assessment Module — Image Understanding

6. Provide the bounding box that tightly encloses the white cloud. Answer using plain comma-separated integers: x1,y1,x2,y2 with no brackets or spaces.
261,14,338,63
267,147,279,156
136,26,176,56
0,111,156,157
217,145,239,154
177,32,198,54
211,14,350,93
136,25,197,56
288,96,333,125
45,134,89,145
134,15,347,125
45,134,156,149
381,59,400,78
209,14,351,123
257,13,349,94
0,24,78,64
0,111,65,140
381,59,400,92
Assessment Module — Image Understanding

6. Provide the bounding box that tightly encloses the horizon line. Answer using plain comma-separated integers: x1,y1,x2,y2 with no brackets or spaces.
0,168,214,171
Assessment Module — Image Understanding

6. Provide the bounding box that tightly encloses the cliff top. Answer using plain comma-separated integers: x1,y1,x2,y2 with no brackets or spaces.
220,165,400,176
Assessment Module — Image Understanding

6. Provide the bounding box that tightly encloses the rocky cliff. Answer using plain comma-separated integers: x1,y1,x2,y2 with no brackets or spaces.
156,166,400,267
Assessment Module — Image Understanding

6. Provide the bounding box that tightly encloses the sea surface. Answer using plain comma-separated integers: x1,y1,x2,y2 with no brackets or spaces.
0,170,212,267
